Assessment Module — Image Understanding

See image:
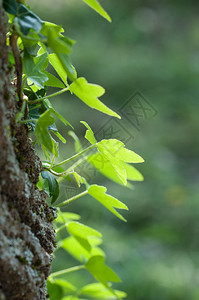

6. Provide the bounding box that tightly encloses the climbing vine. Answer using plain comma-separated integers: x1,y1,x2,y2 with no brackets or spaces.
3,0,144,299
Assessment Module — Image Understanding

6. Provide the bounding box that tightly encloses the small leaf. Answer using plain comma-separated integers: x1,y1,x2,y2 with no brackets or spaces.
81,0,111,22
81,121,96,145
68,131,82,153
88,184,128,221
69,77,120,118
85,255,120,287
41,171,59,204
73,172,86,187
55,211,81,224
43,99,73,128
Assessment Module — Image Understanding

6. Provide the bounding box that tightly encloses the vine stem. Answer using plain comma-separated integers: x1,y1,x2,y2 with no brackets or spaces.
49,265,85,278
53,144,97,168
56,190,88,208
27,87,70,104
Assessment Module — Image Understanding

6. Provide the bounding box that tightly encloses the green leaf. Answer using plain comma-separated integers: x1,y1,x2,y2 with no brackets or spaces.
48,278,76,294
58,53,77,81
3,0,17,15
60,236,104,263
81,121,97,145
68,131,82,153
98,139,144,163
67,222,102,251
81,283,127,299
35,110,58,156
88,184,128,221
88,153,144,185
69,78,120,118
73,172,86,187
97,139,144,185
23,51,48,87
55,211,81,224
43,99,73,128
85,256,120,287
44,71,65,89
81,0,111,22
48,53,67,85
9,3,43,35
41,171,59,204
47,279,63,300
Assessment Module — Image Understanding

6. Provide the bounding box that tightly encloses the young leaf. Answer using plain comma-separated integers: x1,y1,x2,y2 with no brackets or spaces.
68,131,82,153
98,139,144,164
88,184,128,222
81,121,97,145
73,172,86,187
88,153,144,185
43,99,73,128
81,0,111,22
97,139,144,185
69,77,120,118
41,171,60,204
85,255,120,288
55,211,81,224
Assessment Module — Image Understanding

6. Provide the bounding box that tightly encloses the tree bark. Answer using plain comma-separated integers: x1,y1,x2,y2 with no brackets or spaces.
0,2,56,299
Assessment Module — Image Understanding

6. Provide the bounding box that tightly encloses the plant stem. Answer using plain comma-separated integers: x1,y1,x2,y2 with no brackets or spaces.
56,190,88,207
54,144,97,168
56,155,88,184
27,87,70,104
49,265,85,278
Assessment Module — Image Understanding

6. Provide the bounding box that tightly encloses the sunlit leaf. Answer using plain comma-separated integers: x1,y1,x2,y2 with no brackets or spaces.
81,283,127,299
81,121,97,145
55,211,81,224
88,184,128,221
86,255,120,288
81,0,111,22
88,153,144,185
69,77,120,118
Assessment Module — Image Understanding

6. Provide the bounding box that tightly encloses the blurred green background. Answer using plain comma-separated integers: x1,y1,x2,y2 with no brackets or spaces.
28,0,199,299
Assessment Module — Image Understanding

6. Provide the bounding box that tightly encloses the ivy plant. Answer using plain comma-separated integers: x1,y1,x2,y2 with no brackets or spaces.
4,0,144,299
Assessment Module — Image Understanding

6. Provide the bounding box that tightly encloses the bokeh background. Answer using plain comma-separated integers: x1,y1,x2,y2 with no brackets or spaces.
28,0,199,299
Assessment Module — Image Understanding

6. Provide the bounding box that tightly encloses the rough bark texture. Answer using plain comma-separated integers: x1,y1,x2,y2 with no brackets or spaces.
0,2,56,299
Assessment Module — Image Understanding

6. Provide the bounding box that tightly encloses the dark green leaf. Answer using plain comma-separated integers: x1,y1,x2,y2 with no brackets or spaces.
41,171,59,204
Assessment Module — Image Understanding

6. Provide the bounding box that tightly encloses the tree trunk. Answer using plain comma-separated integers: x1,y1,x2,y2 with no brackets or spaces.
0,2,56,299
